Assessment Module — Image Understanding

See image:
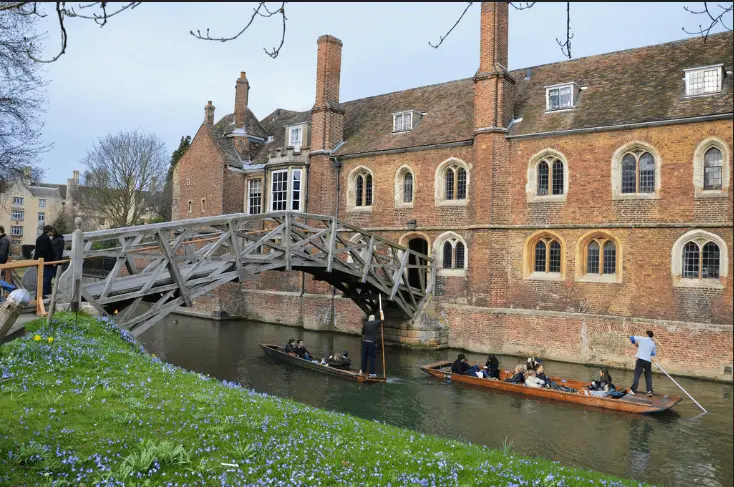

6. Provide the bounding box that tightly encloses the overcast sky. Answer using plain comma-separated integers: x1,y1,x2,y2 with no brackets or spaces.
35,2,728,183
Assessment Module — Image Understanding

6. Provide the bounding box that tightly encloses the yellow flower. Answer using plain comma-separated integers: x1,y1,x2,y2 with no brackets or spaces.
47,337,54,343
114,309,119,315
33,335,41,342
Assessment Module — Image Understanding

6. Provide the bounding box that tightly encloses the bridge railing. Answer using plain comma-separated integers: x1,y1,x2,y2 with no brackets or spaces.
60,211,435,334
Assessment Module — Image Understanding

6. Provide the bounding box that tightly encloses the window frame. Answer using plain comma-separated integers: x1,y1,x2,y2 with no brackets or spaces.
10,226,23,236
187,200,193,213
525,231,565,281
12,196,23,206
392,111,413,133
683,65,724,97
611,142,661,200
10,210,24,221
288,126,303,147
693,137,730,198
247,178,262,215
672,230,728,288
435,158,470,206
527,149,569,203
347,166,374,212
39,199,46,208
575,232,622,284
38,212,45,222
435,232,468,277
269,167,305,212
545,82,577,111
394,165,415,208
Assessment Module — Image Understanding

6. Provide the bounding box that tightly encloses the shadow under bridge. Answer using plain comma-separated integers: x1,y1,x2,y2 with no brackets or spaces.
58,211,435,337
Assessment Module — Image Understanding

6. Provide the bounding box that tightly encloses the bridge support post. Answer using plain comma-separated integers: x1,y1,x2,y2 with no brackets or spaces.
69,217,84,313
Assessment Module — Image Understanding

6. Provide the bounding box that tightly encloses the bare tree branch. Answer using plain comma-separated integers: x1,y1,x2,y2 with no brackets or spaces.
0,2,30,12
263,3,286,59
510,2,536,11
429,2,473,49
556,2,573,59
683,2,733,41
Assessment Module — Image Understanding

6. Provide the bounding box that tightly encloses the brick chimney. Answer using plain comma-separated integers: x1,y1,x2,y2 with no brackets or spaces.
474,1,514,130
311,35,344,152
204,101,215,128
72,170,79,183
234,72,249,131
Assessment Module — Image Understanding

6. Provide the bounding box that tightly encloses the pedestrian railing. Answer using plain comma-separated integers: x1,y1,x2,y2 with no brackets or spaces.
0,258,71,317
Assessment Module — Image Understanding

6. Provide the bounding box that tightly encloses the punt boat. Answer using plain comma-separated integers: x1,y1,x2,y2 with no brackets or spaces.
260,344,386,383
420,360,681,414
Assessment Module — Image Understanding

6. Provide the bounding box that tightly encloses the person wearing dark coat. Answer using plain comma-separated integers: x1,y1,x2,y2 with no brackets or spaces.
590,368,616,392
504,365,526,384
51,229,65,263
327,350,352,369
284,338,297,355
0,226,9,265
451,354,480,376
294,340,313,361
484,354,500,379
34,225,56,297
360,313,384,378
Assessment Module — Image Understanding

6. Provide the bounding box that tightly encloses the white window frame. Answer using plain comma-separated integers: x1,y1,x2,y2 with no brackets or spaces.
684,65,724,97
671,230,728,289
269,167,305,212
247,178,262,215
393,111,413,132
434,231,468,277
545,83,576,111
38,212,45,222
11,210,24,221
288,126,303,147
12,196,23,206
10,226,23,236
693,137,730,198
39,199,46,208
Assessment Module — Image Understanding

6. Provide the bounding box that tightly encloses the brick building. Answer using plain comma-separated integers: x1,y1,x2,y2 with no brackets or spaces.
174,3,733,381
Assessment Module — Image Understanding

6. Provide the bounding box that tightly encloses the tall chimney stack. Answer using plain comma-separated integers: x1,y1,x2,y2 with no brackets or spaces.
234,72,249,130
72,170,80,183
204,101,215,128
479,2,509,73
312,35,344,152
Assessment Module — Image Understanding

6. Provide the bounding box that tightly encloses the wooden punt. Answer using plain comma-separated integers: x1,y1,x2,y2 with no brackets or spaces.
420,360,682,414
260,344,386,383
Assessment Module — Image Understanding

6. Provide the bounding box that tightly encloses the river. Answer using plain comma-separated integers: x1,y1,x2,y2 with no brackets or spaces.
139,314,733,487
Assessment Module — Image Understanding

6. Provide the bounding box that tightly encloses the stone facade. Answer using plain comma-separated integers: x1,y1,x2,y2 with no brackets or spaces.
173,3,733,381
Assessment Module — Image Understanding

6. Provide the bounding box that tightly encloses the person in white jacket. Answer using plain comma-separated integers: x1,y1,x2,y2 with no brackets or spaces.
525,369,546,388
628,330,657,397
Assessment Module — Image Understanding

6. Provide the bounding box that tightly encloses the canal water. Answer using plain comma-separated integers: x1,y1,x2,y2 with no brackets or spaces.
139,314,733,487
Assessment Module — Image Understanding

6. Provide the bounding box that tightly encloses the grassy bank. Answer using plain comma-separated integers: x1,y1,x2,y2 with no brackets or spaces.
0,313,649,487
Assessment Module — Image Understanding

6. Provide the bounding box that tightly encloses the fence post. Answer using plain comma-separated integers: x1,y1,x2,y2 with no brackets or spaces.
70,217,84,312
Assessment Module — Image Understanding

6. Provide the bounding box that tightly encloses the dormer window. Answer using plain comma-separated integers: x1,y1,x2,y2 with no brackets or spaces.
545,83,577,111
393,112,413,132
684,65,723,96
288,126,302,146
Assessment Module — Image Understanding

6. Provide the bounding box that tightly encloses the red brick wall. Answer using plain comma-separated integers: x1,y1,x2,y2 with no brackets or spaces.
174,126,225,220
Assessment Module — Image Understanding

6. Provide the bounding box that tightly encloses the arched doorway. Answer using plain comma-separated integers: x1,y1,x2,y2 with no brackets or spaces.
407,237,428,290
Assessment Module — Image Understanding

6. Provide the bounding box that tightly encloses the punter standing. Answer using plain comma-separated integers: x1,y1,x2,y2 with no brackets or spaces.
360,312,383,378
628,330,657,397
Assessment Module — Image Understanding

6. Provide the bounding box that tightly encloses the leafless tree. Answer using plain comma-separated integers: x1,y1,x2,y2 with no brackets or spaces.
0,2,731,63
0,2,48,184
80,129,168,229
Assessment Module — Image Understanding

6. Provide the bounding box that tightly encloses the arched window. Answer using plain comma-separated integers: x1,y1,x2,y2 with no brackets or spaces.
187,200,193,213
403,172,413,203
536,157,564,196
704,147,723,191
349,168,374,209
585,236,616,276
435,232,468,274
533,238,562,273
435,158,470,205
683,241,720,279
620,150,655,194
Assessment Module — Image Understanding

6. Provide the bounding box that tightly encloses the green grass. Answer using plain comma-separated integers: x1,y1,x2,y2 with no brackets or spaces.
0,313,651,486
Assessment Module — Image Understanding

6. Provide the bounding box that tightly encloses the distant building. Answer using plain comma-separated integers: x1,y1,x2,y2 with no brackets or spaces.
0,171,65,246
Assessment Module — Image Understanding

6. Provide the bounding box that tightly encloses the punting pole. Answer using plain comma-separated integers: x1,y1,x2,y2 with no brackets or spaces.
653,359,707,413
379,294,386,380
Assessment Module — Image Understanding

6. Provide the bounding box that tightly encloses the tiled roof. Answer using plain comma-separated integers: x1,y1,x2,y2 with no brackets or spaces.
209,109,270,168
29,184,64,199
254,109,312,164
508,31,733,136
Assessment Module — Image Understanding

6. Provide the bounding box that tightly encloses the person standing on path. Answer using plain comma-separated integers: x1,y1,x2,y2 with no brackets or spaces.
0,226,9,265
33,225,56,298
359,312,383,378
628,330,657,397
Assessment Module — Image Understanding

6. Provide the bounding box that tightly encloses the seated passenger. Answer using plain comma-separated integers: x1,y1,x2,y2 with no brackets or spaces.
451,353,480,376
483,354,500,380
504,365,526,384
327,350,352,369
535,364,549,385
526,357,543,372
525,369,546,388
294,340,314,361
284,338,297,355
589,367,615,392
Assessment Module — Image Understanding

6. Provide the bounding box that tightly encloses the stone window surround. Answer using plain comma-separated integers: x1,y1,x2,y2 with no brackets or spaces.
434,231,467,277
575,230,623,284
671,229,728,289
434,157,471,207
269,167,305,212
394,164,415,208
346,165,374,213
693,137,730,198
611,141,662,200
523,230,566,281
187,200,193,213
526,148,569,203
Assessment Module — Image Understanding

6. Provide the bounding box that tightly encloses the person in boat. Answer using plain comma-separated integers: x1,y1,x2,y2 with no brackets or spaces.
451,354,480,376
526,357,543,371
525,369,546,388
535,364,549,385
504,365,526,384
628,331,656,397
482,354,500,380
294,340,314,361
360,313,384,378
327,350,352,369
284,338,297,355
590,367,615,392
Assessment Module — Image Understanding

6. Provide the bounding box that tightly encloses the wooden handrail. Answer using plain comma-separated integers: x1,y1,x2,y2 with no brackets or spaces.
0,259,71,270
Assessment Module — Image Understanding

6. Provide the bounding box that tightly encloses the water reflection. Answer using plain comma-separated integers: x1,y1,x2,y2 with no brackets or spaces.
140,315,734,487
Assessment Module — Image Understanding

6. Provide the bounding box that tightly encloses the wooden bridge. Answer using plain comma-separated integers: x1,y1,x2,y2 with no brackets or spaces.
59,211,435,337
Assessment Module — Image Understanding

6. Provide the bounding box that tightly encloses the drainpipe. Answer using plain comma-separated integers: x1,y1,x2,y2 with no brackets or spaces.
329,155,343,329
